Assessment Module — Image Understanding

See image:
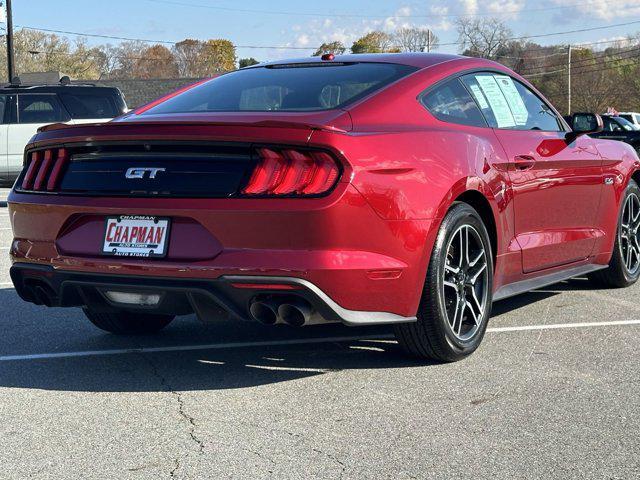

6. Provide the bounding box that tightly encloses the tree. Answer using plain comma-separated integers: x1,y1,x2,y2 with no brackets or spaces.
107,41,148,79
173,39,236,76
455,17,512,59
202,39,236,73
0,29,104,80
351,31,396,54
133,44,178,79
239,57,259,68
313,41,346,56
173,39,205,77
394,27,439,52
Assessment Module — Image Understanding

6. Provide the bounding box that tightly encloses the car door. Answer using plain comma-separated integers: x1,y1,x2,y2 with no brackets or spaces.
7,93,71,179
462,72,603,273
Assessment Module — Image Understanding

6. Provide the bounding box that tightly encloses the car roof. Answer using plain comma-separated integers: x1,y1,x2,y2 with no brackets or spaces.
0,84,121,94
255,52,465,69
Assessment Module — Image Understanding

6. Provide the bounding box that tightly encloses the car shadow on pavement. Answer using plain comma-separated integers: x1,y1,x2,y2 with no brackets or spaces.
490,276,599,316
0,276,594,393
0,287,436,392
0,333,430,392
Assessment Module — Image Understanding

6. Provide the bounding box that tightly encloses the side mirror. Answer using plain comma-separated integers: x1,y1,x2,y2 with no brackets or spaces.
566,113,603,142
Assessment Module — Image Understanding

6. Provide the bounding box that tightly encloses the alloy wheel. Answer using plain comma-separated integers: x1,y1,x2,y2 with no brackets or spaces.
620,192,640,275
442,224,489,341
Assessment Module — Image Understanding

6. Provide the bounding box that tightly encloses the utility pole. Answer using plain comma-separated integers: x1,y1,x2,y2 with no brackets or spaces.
567,44,572,116
5,0,15,83
426,30,431,53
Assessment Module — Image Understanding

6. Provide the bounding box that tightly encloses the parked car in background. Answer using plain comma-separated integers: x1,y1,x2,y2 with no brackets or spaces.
566,113,640,154
618,112,640,128
0,82,127,185
8,54,640,362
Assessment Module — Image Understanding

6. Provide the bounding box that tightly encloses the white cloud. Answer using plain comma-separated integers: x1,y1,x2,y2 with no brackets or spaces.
457,0,525,20
296,34,310,47
551,0,640,19
486,0,526,19
460,0,479,15
281,4,456,53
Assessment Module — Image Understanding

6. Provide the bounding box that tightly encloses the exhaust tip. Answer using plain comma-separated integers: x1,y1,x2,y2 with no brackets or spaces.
249,300,278,325
278,299,313,327
33,285,55,307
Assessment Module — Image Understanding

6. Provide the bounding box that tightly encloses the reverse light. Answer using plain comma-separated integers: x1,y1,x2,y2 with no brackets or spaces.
230,282,302,290
243,148,340,196
103,291,162,306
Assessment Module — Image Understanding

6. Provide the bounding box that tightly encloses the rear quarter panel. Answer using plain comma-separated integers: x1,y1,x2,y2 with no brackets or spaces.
311,58,517,297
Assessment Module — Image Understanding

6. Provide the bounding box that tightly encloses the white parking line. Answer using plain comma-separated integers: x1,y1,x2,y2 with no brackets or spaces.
0,334,396,362
1,319,639,362
488,319,640,332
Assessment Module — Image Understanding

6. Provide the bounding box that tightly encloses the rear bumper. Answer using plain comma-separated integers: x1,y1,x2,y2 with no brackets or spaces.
8,185,436,317
10,263,417,326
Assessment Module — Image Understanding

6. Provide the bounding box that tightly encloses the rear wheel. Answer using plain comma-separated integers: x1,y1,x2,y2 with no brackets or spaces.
589,179,640,288
394,202,493,362
83,307,175,334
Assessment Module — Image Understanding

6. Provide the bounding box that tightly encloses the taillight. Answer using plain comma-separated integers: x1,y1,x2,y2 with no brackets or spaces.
20,148,69,192
243,148,340,196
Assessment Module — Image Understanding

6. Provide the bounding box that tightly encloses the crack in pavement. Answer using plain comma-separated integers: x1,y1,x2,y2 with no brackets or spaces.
140,354,205,478
244,447,277,466
311,447,347,478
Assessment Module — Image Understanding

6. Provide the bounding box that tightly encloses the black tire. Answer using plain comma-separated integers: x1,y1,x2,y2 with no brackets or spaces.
394,202,494,362
83,307,175,334
589,179,640,288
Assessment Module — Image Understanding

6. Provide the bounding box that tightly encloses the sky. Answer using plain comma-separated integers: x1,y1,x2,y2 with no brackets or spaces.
10,0,640,61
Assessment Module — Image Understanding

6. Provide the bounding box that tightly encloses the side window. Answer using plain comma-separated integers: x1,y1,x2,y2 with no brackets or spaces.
420,78,486,127
58,92,120,119
0,95,8,124
462,73,563,132
17,94,70,124
602,116,623,132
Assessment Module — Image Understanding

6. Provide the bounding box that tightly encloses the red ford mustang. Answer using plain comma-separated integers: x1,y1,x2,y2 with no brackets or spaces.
8,53,640,361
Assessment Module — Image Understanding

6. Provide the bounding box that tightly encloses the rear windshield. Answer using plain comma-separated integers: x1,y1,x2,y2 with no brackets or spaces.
141,63,418,114
59,91,125,119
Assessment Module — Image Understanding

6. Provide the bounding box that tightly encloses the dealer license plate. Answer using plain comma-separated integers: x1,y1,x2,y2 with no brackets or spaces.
102,215,170,258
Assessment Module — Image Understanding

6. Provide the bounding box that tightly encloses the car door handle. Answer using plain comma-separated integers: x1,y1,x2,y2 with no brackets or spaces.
513,155,536,171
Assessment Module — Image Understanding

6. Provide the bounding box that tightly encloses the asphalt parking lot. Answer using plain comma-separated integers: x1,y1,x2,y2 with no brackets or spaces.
0,197,638,479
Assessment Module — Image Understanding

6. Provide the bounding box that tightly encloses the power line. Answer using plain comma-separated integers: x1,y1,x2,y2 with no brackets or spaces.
569,54,640,75
141,0,593,19
437,19,640,47
499,50,568,60
523,67,567,78
498,37,640,60
15,25,313,50
520,45,640,74
524,52,640,78
17,18,640,52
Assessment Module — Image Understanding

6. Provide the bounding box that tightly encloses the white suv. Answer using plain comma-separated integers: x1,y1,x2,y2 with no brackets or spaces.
0,83,127,185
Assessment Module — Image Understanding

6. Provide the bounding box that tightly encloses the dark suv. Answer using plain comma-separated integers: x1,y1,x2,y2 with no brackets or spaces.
566,113,640,155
